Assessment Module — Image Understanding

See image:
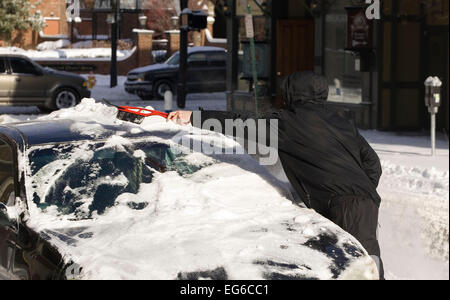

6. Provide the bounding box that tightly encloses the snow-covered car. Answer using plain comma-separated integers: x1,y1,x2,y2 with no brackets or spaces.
0,100,378,280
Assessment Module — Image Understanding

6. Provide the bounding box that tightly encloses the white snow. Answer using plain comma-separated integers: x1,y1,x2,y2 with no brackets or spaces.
361,130,449,280
36,39,71,51
0,46,134,60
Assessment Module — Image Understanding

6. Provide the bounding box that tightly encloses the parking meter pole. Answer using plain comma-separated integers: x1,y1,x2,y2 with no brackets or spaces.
247,5,259,118
177,0,189,109
425,76,442,157
431,113,436,156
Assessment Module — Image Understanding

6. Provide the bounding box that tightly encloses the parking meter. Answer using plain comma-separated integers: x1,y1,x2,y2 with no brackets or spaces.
424,76,442,156
424,76,442,114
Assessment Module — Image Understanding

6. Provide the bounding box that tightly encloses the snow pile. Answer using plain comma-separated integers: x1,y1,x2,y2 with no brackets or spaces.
376,159,449,279
0,114,39,125
381,161,449,199
36,39,70,51
359,130,449,280
380,160,449,262
0,46,133,60
39,98,117,124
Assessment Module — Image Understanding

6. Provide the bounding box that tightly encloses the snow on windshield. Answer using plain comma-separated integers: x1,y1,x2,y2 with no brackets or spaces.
28,138,214,220
21,99,377,280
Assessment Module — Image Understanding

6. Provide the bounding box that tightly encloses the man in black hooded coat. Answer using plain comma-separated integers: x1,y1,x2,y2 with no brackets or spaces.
168,72,384,279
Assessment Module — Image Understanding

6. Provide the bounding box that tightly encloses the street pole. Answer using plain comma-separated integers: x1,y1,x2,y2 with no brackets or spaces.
246,4,259,118
71,20,75,44
177,0,189,108
110,0,119,88
431,113,436,156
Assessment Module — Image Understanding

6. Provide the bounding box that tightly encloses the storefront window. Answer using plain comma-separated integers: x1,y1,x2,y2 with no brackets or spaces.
237,16,268,92
235,0,271,94
92,0,145,10
324,0,364,104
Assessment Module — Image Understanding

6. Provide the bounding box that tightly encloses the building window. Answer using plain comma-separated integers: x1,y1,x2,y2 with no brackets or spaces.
92,0,144,10
236,15,269,92
324,0,364,104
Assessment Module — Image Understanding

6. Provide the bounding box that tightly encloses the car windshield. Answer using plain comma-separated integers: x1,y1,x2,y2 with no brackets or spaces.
28,140,211,220
165,53,180,65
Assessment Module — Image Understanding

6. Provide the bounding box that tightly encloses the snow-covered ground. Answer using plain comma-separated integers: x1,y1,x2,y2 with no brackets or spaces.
0,76,448,280
0,46,133,60
362,131,449,280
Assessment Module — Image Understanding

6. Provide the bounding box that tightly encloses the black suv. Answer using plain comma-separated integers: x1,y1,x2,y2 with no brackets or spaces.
125,46,226,100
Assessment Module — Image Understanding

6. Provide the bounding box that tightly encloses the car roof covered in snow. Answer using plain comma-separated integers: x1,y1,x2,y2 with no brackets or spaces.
187,46,225,54
0,119,170,149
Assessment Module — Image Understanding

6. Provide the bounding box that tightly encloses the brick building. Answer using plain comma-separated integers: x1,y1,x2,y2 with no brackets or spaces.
0,0,214,49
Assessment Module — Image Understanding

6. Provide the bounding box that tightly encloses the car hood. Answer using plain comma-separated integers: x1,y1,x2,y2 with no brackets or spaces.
37,200,377,280
129,63,177,74
44,67,85,83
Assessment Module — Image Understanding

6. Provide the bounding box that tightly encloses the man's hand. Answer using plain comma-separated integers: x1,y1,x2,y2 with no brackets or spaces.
167,110,193,125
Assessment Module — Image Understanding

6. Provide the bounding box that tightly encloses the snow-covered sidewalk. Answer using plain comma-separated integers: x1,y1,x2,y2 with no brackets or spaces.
361,131,449,280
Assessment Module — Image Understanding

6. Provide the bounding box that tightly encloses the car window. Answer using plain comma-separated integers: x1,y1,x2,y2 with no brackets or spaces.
28,140,212,219
0,57,6,74
0,139,15,206
166,53,180,65
208,52,226,67
188,53,208,67
9,57,37,75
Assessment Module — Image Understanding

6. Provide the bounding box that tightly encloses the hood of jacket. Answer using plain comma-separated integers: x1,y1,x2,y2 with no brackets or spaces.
281,72,329,108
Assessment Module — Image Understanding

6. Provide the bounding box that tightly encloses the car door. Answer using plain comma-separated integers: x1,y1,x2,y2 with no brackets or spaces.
0,136,64,280
8,57,47,103
206,51,227,92
0,137,17,276
186,52,210,93
0,57,15,104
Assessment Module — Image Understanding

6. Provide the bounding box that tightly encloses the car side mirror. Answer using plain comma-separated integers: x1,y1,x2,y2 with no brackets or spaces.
0,203,14,228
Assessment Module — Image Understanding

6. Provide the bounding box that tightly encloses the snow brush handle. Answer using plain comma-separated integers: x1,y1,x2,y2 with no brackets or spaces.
118,106,169,118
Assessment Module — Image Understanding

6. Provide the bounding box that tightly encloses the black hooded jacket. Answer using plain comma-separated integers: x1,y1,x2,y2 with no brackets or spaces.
191,72,382,211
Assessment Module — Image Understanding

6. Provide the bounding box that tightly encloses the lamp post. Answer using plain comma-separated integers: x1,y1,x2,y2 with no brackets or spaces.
109,0,120,88
177,0,189,108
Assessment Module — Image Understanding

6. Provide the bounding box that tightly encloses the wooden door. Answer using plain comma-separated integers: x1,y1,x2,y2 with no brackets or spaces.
276,19,315,107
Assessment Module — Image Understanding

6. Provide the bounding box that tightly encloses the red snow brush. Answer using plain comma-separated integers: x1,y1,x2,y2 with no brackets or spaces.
102,99,168,124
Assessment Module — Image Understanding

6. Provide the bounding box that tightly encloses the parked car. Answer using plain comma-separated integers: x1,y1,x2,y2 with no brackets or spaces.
0,55,90,111
0,116,378,280
125,46,227,100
